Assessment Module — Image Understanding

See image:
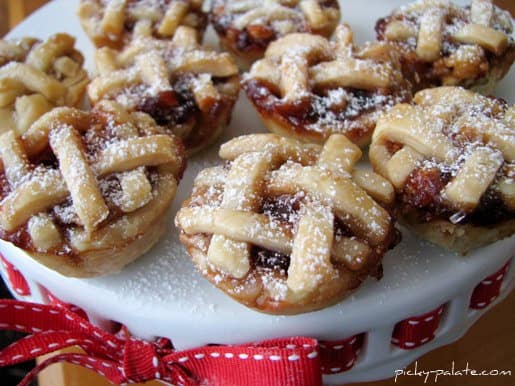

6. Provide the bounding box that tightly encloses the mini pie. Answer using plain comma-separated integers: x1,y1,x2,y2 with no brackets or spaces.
0,100,186,277
175,133,399,314
370,87,514,254
210,0,340,69
0,33,89,136
78,0,207,49
243,24,412,147
88,26,240,156
375,0,515,93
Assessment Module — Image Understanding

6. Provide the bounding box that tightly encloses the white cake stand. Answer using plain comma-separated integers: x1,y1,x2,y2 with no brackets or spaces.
1,0,514,384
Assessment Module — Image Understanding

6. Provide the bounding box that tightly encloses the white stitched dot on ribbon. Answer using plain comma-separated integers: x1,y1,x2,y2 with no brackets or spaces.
253,354,264,360
152,356,159,367
155,371,160,378
194,353,205,359
48,343,59,349
238,354,248,359
332,345,343,350
330,367,341,373
424,316,434,322
178,357,188,363
30,348,42,354
349,337,357,345
346,359,355,368
31,307,42,312
11,354,23,361
307,351,318,359
210,352,220,358
224,353,234,359
408,320,419,325
286,344,297,349
106,340,117,348
288,354,300,361
14,305,25,310
269,355,281,361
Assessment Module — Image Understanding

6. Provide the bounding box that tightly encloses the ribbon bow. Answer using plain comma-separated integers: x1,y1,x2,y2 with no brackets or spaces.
0,299,322,386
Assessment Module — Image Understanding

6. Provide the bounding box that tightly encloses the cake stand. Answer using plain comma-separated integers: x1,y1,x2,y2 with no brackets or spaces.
0,0,514,384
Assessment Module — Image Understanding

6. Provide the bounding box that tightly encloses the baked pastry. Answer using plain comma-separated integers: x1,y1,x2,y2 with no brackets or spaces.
78,0,207,49
88,26,240,156
176,133,399,314
0,33,88,136
0,101,186,277
210,0,340,69
243,24,412,147
370,87,514,254
375,0,515,93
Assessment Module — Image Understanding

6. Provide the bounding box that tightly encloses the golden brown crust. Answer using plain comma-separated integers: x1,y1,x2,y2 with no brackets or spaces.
88,27,240,156
243,25,412,147
78,0,208,49
375,0,515,92
401,216,515,255
0,101,186,277
210,0,340,69
0,33,89,136
176,134,398,314
370,86,514,254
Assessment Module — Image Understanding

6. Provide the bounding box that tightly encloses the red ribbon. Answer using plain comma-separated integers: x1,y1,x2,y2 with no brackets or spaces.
0,299,322,386
0,255,30,296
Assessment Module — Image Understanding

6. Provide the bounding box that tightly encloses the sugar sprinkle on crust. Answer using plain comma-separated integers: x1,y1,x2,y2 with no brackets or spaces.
176,133,399,314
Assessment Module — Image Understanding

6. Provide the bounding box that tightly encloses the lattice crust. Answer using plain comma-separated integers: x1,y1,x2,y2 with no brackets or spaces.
78,0,207,49
210,0,340,68
370,87,514,252
0,100,186,277
243,24,412,147
375,0,515,92
0,34,89,137
88,26,240,155
176,133,397,314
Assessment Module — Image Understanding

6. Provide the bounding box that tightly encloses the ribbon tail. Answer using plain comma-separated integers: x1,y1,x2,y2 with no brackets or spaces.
17,353,125,386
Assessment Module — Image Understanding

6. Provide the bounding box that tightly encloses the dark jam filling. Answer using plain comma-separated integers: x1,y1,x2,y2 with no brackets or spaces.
244,78,408,142
137,80,199,129
401,166,513,226
375,12,496,90
211,0,339,53
249,194,379,272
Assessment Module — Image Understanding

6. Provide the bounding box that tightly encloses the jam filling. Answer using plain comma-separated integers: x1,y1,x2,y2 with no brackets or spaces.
210,0,338,53
375,9,509,90
401,166,513,226
244,78,409,142
0,116,167,256
122,0,207,36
